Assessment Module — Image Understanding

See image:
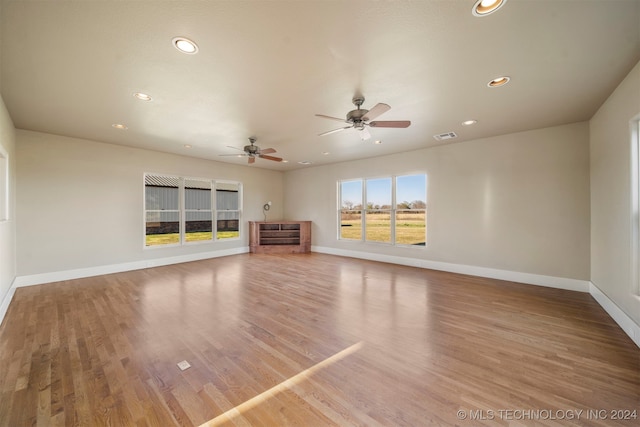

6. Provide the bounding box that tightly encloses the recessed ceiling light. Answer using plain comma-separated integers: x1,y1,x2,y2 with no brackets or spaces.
111,123,128,130
133,92,152,101
462,120,477,126
374,140,383,144
322,151,330,155
282,160,289,163
172,37,199,54
184,144,192,149
298,161,313,165
472,0,507,17
488,76,510,87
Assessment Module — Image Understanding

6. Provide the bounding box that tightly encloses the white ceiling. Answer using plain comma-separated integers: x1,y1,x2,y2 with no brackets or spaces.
1,0,639,171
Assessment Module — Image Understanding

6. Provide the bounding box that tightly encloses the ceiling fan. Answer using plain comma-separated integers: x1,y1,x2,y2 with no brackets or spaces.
316,96,411,141
219,137,282,164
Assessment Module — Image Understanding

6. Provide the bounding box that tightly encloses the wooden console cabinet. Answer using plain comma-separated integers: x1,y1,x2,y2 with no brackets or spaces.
249,221,311,254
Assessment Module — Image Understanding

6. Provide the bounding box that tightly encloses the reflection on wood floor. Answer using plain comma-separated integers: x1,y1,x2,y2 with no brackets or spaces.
0,253,638,426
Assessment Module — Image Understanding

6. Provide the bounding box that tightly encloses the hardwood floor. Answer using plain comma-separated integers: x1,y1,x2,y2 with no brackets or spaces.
0,253,638,426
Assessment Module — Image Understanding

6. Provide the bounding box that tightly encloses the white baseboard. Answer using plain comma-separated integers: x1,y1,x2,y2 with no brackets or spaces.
13,247,249,288
312,246,590,292
589,282,640,348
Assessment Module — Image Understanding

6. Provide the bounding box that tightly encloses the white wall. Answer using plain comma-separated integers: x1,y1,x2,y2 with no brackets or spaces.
590,60,640,327
16,130,284,277
283,122,591,282
0,94,16,310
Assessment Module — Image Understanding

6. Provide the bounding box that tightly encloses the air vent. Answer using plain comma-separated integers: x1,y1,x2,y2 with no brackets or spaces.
433,132,458,141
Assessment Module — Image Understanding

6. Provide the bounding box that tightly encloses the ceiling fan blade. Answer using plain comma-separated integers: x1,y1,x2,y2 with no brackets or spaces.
248,156,256,164
369,120,411,128
219,153,247,157
362,103,390,121
315,114,348,123
319,126,352,137
259,154,283,162
359,128,371,141
226,145,245,151
260,148,276,154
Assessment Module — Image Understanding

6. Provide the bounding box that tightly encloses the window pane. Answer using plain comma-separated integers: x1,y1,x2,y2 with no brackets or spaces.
340,180,362,209
185,179,211,210
185,179,212,242
396,174,426,209
186,210,212,242
216,182,240,239
396,210,426,246
145,211,179,246
396,174,427,246
217,211,239,239
340,210,362,240
366,178,391,209
340,180,363,240
145,174,180,246
145,175,179,210
365,210,391,243
365,178,392,243
216,190,239,210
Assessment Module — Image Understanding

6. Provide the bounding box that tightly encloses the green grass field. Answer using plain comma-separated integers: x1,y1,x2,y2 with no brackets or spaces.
145,231,239,246
341,212,426,245
146,213,425,246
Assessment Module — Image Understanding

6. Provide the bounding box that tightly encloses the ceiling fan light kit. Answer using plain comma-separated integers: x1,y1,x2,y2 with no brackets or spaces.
316,96,411,141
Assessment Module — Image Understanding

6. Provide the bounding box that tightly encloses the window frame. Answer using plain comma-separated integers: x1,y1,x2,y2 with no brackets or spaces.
338,173,427,247
0,146,8,222
184,178,214,244
630,116,640,295
337,179,364,241
395,174,427,247
364,177,393,244
144,173,242,248
215,181,242,241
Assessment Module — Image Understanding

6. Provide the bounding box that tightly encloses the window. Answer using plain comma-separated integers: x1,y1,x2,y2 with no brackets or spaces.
216,182,240,239
338,174,427,246
144,174,241,247
0,147,7,221
145,175,180,246
339,180,363,240
185,179,213,242
396,174,427,246
365,178,392,243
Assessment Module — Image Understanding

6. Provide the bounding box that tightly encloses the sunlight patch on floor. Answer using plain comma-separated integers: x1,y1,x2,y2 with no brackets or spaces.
199,341,364,426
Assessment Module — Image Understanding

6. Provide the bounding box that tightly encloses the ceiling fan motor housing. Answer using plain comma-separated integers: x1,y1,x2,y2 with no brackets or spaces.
348,96,368,128
244,144,259,154
347,108,368,128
